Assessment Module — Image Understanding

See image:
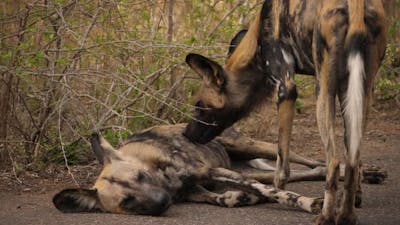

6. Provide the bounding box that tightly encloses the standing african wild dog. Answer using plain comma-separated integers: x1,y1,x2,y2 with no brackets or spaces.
182,1,387,225
53,124,328,216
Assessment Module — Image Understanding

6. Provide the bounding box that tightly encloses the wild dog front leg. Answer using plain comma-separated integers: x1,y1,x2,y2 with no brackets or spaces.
274,77,297,189
209,168,323,214
245,166,326,184
186,185,263,207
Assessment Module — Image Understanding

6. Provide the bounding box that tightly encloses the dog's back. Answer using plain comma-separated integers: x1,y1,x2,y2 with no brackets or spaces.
122,124,231,175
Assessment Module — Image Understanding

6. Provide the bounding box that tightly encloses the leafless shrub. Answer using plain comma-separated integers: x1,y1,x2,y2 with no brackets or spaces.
0,0,263,171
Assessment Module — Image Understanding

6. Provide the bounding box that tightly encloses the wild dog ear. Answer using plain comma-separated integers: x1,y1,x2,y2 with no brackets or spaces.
185,53,226,89
226,13,261,71
90,133,120,165
228,29,248,57
53,189,102,213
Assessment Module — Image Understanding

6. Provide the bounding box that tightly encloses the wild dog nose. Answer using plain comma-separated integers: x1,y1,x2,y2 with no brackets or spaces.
121,190,171,216
183,121,215,144
155,191,171,209
143,191,171,216
137,190,171,216
183,122,200,142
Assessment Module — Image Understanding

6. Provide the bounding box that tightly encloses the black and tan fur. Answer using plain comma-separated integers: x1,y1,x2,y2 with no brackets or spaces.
182,1,387,225
53,124,386,216
53,124,327,215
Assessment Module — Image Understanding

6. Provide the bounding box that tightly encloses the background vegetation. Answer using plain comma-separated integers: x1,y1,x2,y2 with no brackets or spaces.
0,0,399,175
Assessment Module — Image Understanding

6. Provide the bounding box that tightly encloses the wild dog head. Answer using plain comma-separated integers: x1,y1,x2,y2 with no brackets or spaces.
183,11,276,144
53,134,172,216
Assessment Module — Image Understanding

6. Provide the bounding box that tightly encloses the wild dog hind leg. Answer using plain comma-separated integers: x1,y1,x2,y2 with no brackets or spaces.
208,167,323,214
216,129,324,168
244,166,326,184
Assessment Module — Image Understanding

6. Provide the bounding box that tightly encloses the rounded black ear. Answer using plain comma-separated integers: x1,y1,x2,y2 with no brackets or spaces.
185,53,225,89
228,29,248,57
90,133,105,164
53,189,102,213
90,133,119,165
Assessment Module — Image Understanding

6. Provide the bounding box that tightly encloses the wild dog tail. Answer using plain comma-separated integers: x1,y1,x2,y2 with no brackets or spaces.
347,0,366,35
344,0,367,160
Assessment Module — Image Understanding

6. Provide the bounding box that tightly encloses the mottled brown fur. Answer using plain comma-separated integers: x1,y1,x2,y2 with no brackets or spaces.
53,124,328,216
183,1,387,225
53,124,387,218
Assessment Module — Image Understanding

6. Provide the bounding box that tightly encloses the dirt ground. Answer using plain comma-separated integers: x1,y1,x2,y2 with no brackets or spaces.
0,97,399,225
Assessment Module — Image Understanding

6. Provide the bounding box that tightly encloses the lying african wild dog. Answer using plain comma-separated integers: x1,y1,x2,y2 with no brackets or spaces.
53,124,326,216
182,1,387,225
52,124,385,216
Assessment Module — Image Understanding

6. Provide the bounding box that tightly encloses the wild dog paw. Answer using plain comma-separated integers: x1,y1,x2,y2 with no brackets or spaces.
313,214,335,225
336,213,359,225
217,191,255,208
216,191,240,207
362,164,388,184
310,197,324,214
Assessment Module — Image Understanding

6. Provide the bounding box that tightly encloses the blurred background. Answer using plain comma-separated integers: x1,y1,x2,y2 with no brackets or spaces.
0,0,399,175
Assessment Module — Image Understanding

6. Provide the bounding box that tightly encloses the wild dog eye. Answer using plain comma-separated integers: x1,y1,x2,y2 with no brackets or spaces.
120,195,136,210
137,172,146,182
195,101,205,109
